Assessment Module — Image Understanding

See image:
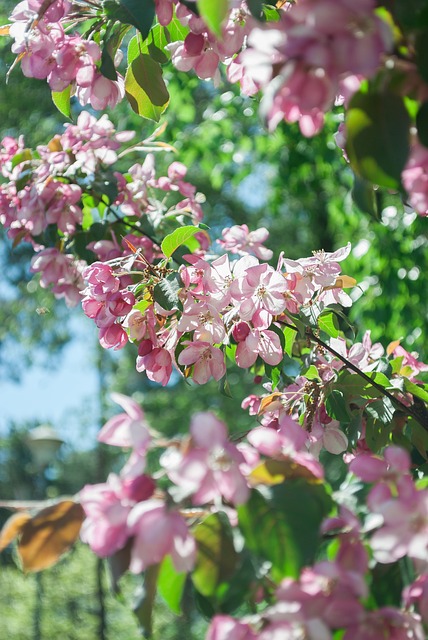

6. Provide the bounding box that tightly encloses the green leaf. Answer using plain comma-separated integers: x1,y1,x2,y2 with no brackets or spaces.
127,33,140,64
346,91,410,189
265,363,281,390
371,562,403,608
132,564,159,638
81,206,94,231
134,299,152,314
52,86,71,119
409,417,428,459
153,272,183,311
352,175,380,219
391,0,428,27
11,149,33,169
318,310,340,338
192,512,238,597
100,24,130,80
262,5,281,21
161,225,200,258
165,16,190,42
283,325,296,357
103,0,155,39
404,379,428,404
325,390,351,423
247,0,263,19
365,397,395,451
197,0,228,36
238,480,332,580
415,30,428,84
158,555,186,614
125,54,170,121
416,102,428,149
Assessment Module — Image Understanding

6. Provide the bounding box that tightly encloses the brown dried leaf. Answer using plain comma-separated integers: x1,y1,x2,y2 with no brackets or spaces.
0,25,10,36
18,500,84,572
259,392,283,414
0,512,31,551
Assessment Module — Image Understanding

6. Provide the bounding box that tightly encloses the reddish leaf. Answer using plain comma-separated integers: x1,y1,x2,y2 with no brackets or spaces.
18,500,84,572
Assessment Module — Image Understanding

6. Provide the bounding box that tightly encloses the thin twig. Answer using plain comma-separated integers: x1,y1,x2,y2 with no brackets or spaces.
281,320,426,429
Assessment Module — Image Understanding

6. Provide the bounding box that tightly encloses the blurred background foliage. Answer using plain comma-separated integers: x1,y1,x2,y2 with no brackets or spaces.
1,1,427,634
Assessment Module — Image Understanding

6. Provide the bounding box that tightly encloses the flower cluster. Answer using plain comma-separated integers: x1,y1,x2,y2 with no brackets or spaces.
80,396,254,571
81,237,358,385
8,0,124,110
241,0,392,135
0,112,203,306
79,393,428,640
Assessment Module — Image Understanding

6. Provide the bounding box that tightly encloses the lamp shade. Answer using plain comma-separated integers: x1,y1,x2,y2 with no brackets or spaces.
27,425,64,468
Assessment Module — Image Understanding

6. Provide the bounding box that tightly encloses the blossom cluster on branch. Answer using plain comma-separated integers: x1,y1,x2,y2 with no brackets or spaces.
77,390,428,640
3,0,428,215
1,1,428,637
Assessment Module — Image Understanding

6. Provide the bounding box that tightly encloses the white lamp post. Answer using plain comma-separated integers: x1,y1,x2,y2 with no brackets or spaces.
27,425,64,470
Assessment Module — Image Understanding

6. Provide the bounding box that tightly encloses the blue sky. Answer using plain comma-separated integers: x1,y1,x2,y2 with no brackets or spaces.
0,315,101,448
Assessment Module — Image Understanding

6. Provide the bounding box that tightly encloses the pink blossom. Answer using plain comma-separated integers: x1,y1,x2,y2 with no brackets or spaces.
79,474,130,557
98,392,151,455
236,328,283,368
128,500,196,573
403,574,428,625
80,472,155,558
161,412,249,505
230,263,289,328
178,297,226,343
389,342,428,382
402,143,428,216
218,224,273,260
99,324,128,350
343,608,424,640
76,72,125,111
178,341,226,384
207,615,257,640
136,347,173,386
242,2,392,134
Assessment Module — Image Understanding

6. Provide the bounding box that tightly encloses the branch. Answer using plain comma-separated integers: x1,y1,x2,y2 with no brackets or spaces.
281,321,427,430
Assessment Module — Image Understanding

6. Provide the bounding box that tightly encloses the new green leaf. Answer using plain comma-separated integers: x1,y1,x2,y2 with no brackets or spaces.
197,0,228,36
125,54,169,121
52,86,71,119
192,512,238,597
161,225,200,258
346,91,410,189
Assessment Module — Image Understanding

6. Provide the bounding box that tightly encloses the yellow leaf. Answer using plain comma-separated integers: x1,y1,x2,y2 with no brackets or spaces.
249,459,320,486
387,339,401,356
259,392,283,414
18,500,84,572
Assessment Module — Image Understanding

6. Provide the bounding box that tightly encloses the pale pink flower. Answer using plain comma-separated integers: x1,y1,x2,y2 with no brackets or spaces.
230,263,289,328
218,224,273,261
207,615,257,640
403,574,428,625
178,297,226,344
161,412,249,505
98,392,151,455
76,72,125,110
178,341,226,384
402,143,428,216
128,500,196,573
99,324,128,350
136,347,173,386
236,328,283,368
80,475,131,557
